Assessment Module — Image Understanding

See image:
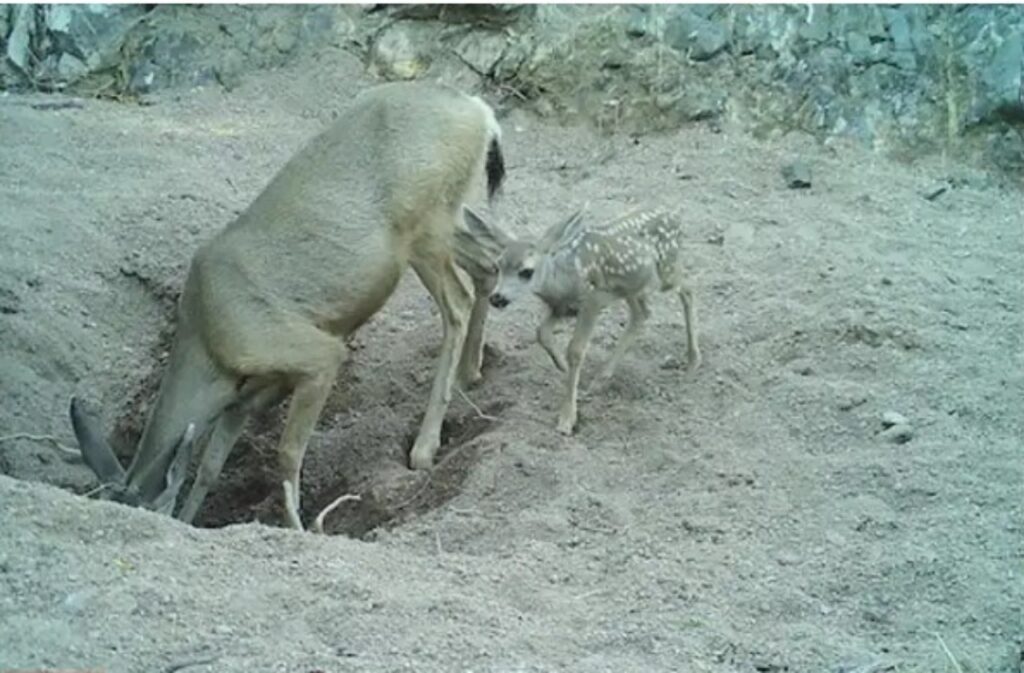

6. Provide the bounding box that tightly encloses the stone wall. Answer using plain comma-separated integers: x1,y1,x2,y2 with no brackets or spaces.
2,4,1022,173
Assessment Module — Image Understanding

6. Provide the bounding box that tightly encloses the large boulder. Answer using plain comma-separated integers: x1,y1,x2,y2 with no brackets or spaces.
4,5,149,88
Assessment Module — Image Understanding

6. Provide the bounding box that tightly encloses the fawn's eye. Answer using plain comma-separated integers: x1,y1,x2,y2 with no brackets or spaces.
518,268,534,280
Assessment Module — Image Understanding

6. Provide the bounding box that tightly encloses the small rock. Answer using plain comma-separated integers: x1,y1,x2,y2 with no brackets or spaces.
368,22,432,81
880,411,907,428
776,551,802,566
62,588,97,614
6,5,34,71
979,30,1024,124
752,659,786,672
663,9,729,61
215,50,245,91
782,161,812,189
128,61,159,95
57,53,89,82
885,8,914,53
837,396,868,412
660,356,685,370
625,12,648,38
0,287,21,315
845,31,873,63
880,423,913,444
273,25,299,53
923,183,948,201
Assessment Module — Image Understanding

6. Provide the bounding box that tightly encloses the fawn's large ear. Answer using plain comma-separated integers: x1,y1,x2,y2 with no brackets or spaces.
461,205,514,248
539,202,589,252
455,206,511,283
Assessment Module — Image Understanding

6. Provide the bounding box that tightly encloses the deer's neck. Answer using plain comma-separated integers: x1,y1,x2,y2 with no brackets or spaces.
533,249,584,317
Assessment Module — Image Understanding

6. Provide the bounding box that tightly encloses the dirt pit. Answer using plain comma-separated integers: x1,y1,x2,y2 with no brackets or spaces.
1,47,1022,673
108,339,510,537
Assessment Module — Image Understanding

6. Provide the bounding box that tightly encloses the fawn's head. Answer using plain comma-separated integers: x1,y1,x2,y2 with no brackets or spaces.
487,206,588,309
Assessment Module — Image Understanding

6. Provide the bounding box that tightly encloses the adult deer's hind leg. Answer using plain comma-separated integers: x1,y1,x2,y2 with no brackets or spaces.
409,250,472,470
232,323,347,530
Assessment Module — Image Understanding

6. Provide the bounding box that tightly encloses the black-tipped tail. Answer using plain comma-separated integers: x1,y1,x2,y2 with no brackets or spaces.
485,136,505,203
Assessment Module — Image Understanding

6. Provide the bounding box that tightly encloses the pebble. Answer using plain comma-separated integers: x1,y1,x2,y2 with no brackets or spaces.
775,551,802,566
881,411,908,428
923,183,948,201
880,423,914,444
782,160,812,189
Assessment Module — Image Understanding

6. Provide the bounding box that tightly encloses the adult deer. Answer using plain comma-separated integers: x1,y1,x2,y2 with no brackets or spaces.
69,81,506,530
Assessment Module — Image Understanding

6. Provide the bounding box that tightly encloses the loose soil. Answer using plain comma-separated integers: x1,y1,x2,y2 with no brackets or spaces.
1,46,1021,673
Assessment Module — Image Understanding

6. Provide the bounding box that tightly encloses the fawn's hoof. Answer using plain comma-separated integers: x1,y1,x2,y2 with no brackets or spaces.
556,413,576,436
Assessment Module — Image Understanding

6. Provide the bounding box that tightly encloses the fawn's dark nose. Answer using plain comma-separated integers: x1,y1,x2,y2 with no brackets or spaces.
489,294,509,309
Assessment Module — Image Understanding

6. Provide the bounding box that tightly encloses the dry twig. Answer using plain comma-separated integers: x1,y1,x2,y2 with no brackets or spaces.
312,493,362,534
0,432,80,457
933,632,965,673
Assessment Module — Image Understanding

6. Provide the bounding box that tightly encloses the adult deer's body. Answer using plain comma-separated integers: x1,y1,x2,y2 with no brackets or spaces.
70,81,506,529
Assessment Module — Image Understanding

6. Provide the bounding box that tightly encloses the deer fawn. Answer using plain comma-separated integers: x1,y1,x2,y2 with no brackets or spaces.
69,81,506,530
462,205,701,435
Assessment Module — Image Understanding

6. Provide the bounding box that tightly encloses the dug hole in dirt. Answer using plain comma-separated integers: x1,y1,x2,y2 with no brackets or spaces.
1,48,1022,673
106,325,511,537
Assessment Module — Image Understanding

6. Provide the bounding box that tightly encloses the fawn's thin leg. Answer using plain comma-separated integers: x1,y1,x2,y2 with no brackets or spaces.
409,254,472,469
594,295,651,386
457,276,490,387
677,282,701,369
537,306,567,372
557,297,605,435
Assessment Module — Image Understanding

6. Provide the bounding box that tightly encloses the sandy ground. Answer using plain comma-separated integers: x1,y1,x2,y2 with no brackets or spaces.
1,47,1022,673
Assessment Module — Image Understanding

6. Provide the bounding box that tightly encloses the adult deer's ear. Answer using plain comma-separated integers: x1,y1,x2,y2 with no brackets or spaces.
70,396,126,486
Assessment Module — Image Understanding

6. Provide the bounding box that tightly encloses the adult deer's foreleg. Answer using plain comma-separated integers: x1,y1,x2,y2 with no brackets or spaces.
409,253,472,469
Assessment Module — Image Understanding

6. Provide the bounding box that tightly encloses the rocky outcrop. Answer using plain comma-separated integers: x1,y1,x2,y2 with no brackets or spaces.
1,4,1021,173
